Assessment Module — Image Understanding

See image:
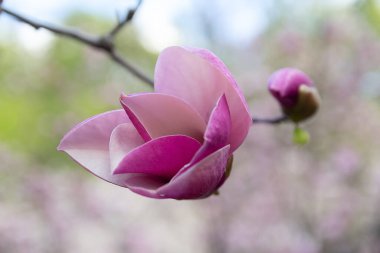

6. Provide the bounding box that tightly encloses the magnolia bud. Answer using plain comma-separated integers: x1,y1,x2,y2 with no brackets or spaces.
268,68,320,122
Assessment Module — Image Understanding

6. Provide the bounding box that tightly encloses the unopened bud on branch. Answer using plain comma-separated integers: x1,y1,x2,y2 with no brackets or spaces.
268,68,320,122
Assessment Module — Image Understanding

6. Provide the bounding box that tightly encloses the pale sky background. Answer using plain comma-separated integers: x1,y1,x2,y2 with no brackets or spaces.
0,0,356,52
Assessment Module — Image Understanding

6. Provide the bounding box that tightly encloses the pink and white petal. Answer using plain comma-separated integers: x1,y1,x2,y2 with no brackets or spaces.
113,135,201,179
109,123,145,173
57,110,136,187
186,47,245,102
155,46,225,121
156,145,230,200
154,46,251,152
58,110,128,151
120,93,206,142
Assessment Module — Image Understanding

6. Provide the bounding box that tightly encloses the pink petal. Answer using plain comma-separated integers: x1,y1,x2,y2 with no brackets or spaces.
57,110,143,187
113,135,201,179
123,174,168,199
109,123,145,173
176,94,231,178
120,93,206,142
155,46,224,121
268,68,313,108
195,94,231,158
119,95,152,142
156,145,230,199
154,46,251,152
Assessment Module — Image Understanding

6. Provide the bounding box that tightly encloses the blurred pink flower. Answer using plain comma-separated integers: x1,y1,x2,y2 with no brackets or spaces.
58,46,251,200
268,68,320,122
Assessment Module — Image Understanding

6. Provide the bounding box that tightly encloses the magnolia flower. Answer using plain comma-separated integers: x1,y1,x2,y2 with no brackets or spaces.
268,68,320,122
58,46,251,200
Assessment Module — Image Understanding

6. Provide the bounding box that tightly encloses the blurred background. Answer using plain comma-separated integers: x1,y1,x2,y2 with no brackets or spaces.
1,0,380,252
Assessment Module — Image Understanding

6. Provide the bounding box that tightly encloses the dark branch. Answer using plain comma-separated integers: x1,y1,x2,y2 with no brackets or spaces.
0,2,154,87
1,8,101,46
252,115,289,125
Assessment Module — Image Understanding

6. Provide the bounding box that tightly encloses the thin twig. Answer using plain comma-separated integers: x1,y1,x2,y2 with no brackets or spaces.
109,50,154,85
0,1,154,86
252,115,289,125
106,0,142,40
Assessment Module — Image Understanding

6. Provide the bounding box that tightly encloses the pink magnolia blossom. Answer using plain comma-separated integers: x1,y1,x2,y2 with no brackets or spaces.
58,46,251,200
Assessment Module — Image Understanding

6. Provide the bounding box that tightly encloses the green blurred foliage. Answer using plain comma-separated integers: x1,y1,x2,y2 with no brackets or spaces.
357,0,380,35
292,126,310,145
0,13,156,167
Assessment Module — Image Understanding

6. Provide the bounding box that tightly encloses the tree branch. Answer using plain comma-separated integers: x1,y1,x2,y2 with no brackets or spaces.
0,1,295,126
252,115,289,125
0,1,154,87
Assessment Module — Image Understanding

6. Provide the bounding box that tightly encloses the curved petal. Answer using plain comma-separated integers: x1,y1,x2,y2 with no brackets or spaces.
120,93,206,142
58,110,143,187
109,123,145,172
123,174,168,199
156,145,230,200
154,46,251,152
154,46,225,121
113,135,201,179
120,95,151,142
176,95,231,178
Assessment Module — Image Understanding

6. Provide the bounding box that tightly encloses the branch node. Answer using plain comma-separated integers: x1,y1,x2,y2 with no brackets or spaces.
97,36,114,51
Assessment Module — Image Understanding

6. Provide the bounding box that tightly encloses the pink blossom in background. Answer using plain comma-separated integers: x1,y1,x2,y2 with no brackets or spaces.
58,46,251,200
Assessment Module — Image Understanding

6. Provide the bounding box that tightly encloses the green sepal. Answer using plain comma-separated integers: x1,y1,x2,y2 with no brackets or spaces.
292,126,310,145
284,85,321,123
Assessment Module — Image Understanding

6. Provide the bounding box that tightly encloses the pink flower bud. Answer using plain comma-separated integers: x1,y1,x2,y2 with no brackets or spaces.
268,68,320,122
